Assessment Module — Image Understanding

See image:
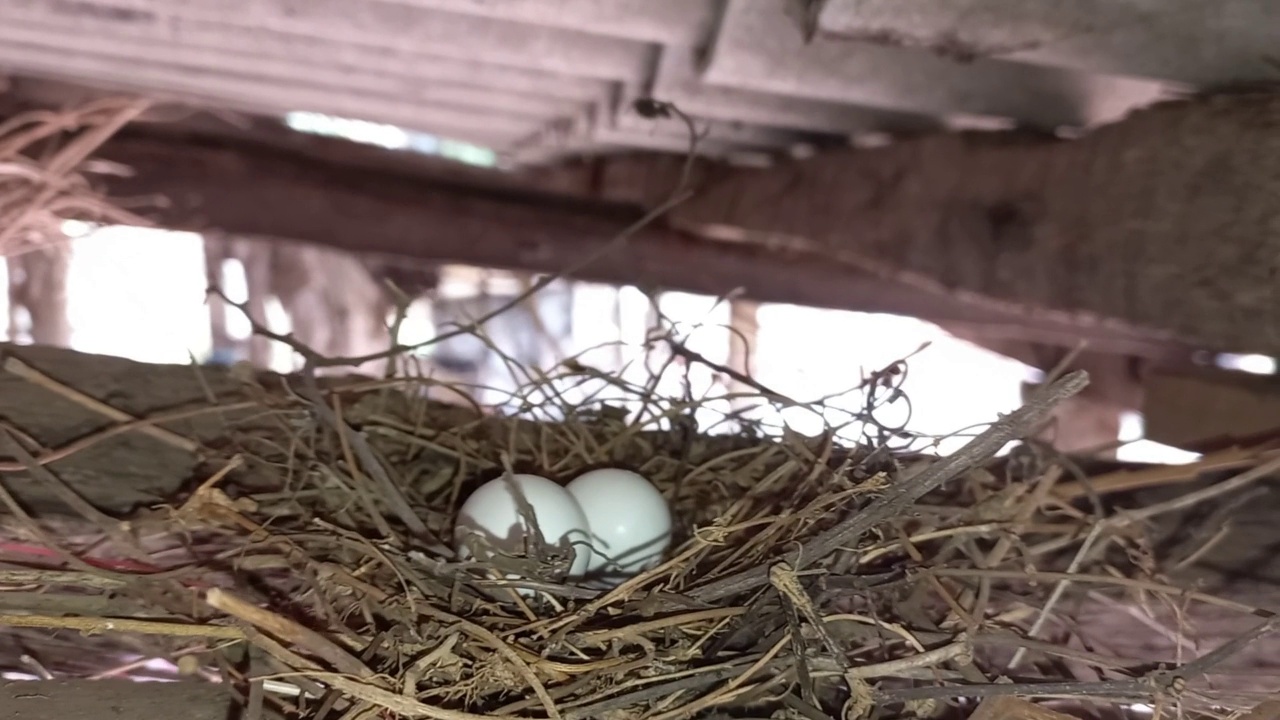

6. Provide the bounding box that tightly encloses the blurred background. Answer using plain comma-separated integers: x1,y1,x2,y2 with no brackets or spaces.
3,218,1202,464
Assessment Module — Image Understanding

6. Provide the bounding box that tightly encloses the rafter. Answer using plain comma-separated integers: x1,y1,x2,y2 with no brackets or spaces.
79,127,1193,360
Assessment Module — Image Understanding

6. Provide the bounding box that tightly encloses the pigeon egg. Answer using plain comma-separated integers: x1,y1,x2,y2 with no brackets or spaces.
453,473,593,591
566,468,673,586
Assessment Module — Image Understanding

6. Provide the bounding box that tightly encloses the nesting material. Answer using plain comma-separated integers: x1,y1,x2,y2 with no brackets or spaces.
0,96,151,256
0,337,1275,720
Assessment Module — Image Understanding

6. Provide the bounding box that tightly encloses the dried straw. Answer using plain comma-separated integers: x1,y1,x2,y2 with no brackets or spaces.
0,96,152,257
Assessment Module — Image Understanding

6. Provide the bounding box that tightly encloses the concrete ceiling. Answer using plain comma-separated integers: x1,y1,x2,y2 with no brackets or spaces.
0,0,1274,167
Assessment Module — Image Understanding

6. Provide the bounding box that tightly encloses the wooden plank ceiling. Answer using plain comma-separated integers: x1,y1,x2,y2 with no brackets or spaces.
0,0,1273,168
0,0,1275,364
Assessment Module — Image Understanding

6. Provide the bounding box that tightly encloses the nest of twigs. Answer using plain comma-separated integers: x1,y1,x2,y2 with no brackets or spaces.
0,324,1276,720
0,96,150,256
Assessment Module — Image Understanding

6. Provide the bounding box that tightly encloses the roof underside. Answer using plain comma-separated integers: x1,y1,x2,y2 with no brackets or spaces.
0,0,1275,167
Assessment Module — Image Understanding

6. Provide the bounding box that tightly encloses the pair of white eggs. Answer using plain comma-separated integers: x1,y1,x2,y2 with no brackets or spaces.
452,468,673,592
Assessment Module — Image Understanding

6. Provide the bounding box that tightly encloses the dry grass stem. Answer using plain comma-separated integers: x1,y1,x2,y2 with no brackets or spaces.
0,96,152,256
0,612,243,639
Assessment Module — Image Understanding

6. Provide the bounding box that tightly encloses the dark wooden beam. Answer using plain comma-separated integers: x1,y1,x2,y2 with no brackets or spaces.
1142,366,1280,449
573,92,1280,357
89,130,1194,360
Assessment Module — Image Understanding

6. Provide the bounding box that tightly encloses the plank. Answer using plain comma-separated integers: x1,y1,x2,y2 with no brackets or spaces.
969,697,1080,720
0,679,234,720
6,0,650,83
1143,366,1280,450
0,344,241,513
399,0,718,44
817,0,1280,87
704,1,1166,127
0,37,545,147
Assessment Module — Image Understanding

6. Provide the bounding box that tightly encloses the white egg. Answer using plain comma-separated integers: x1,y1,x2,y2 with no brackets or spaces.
453,473,593,592
566,468,673,586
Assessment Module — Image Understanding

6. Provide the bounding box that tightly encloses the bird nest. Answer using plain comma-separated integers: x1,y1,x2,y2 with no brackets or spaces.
0,330,1274,720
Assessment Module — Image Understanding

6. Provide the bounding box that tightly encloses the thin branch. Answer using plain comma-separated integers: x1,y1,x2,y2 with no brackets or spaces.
844,635,972,679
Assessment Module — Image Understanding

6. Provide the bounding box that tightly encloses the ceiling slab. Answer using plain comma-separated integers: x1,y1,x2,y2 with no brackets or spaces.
10,0,653,82
817,0,1280,87
611,98,814,148
0,41,545,145
650,44,940,136
511,130,767,166
0,13,615,104
704,0,1170,127
0,22,585,120
0,0,1270,165
393,0,722,44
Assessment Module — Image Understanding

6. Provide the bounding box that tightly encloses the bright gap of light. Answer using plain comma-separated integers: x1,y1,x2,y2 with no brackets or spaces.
62,219,97,238
35,227,1203,467
284,111,497,167
1216,352,1277,375
1117,411,1201,464
219,258,251,342
66,226,212,365
394,298,435,348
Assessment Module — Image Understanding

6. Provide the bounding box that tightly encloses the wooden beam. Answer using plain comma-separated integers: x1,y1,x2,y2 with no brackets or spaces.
86,130,1193,360
968,697,1079,720
1,679,234,720
578,92,1280,357
1143,366,1280,449
0,343,229,513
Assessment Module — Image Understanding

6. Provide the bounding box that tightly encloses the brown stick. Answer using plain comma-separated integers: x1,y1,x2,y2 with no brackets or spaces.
0,612,243,639
204,587,375,681
243,629,506,720
688,369,1091,602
